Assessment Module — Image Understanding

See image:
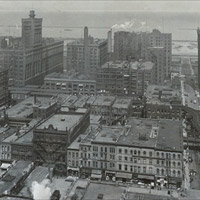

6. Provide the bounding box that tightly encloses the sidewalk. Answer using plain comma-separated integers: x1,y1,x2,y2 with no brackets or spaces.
128,185,179,198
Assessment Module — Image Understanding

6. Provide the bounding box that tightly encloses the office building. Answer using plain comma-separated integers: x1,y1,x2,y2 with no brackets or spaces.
114,29,171,78
43,71,96,96
66,27,108,78
96,60,155,96
0,11,64,87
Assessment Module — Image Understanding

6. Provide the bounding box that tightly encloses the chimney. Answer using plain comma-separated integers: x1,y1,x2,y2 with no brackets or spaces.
84,26,89,75
107,30,112,53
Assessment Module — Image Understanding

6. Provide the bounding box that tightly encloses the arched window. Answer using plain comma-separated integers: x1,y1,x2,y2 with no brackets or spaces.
177,162,181,167
173,170,176,176
143,151,146,156
177,170,181,176
157,152,160,157
138,151,140,156
173,154,176,159
157,168,160,174
173,161,176,167
134,150,137,155
161,169,164,175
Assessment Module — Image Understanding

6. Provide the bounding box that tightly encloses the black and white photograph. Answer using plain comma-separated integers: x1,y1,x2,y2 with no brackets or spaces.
0,0,199,199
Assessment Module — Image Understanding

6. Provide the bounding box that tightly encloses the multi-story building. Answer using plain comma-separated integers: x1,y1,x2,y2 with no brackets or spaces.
66,27,108,78
0,11,64,87
144,85,182,120
90,96,116,125
43,71,96,96
0,66,9,107
96,60,155,96
197,28,200,89
33,108,90,175
114,29,171,78
147,47,165,85
67,118,183,188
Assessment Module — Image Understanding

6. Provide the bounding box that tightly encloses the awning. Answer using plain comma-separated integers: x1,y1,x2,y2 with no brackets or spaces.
105,171,116,174
116,172,132,179
56,83,61,86
91,174,102,179
67,167,79,171
62,83,67,86
138,175,154,181
0,163,11,170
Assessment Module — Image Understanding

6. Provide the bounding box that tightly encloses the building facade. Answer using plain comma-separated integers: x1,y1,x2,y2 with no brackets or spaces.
67,118,183,187
66,27,108,78
96,61,155,96
0,66,9,107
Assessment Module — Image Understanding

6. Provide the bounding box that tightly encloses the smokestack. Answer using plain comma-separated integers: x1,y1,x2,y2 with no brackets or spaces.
107,30,112,53
84,26,89,75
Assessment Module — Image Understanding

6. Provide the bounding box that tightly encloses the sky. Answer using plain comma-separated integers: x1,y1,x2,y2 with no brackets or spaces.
1,0,200,13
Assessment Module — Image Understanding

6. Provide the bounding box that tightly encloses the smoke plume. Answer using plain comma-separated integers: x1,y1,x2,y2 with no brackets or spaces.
31,179,52,200
111,19,161,33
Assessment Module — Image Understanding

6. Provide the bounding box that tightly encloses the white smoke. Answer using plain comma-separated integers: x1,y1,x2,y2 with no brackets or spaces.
111,19,161,33
31,179,52,200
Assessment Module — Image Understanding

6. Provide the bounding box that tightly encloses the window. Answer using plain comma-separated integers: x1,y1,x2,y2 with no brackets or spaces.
157,168,160,174
138,166,141,173
143,151,146,156
138,151,140,156
119,149,122,153
134,158,137,163
177,170,181,176
157,160,159,165
110,147,115,153
157,152,160,157
178,154,181,159
119,164,122,170
130,166,133,172
130,150,133,154
119,156,122,161
173,154,176,159
143,159,146,164
149,167,152,173
162,153,164,158
125,149,128,154
143,167,146,173
125,165,128,171
149,151,152,157
134,150,137,155
173,161,176,167
125,156,128,161
177,162,181,167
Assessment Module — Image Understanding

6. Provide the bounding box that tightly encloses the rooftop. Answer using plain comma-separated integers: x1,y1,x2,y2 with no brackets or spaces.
92,95,116,106
146,85,180,105
101,60,154,71
37,114,83,132
6,96,57,118
68,134,86,150
112,97,133,109
0,161,32,195
45,71,96,82
67,37,106,46
117,118,183,152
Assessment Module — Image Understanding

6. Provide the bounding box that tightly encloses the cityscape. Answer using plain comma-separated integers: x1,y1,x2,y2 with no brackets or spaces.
0,1,200,200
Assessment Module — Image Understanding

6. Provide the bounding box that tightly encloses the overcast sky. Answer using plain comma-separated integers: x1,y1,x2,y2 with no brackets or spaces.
1,1,200,12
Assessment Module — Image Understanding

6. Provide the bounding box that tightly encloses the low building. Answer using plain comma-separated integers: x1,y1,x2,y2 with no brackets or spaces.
43,71,96,96
33,108,90,175
67,118,183,188
144,85,182,120
90,96,116,125
111,97,133,125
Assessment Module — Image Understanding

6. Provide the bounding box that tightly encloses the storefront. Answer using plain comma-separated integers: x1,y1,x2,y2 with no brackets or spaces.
116,172,132,182
91,169,102,180
138,174,155,184
67,167,79,176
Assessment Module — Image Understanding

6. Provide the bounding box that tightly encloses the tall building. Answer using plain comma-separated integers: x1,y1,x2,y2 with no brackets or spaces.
114,29,172,78
197,28,200,89
0,66,9,107
0,11,64,87
22,10,42,48
148,47,165,85
66,27,108,78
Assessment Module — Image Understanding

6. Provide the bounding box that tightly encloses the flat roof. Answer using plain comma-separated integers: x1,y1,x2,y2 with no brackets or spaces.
92,96,116,106
37,114,83,132
83,183,125,200
112,97,132,109
19,166,49,197
117,118,183,152
6,96,57,118
68,134,86,150
0,161,32,195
